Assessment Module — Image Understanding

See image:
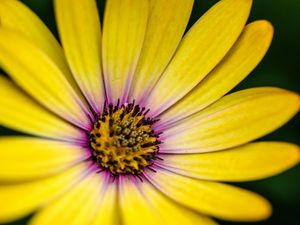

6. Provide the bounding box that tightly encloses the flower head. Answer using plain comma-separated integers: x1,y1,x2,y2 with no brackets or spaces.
0,0,299,224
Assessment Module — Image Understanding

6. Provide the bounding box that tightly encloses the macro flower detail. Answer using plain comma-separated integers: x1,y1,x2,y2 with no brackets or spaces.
89,101,161,175
0,0,299,225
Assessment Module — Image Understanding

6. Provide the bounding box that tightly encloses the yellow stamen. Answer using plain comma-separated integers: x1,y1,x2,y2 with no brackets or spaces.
89,102,160,175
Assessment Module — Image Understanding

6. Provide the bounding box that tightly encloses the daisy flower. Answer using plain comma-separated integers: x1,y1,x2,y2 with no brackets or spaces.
0,0,299,224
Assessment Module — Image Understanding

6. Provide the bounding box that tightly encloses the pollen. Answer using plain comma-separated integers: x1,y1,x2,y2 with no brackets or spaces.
89,101,161,175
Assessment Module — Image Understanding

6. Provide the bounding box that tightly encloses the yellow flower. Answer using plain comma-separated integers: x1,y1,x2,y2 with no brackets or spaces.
0,0,299,224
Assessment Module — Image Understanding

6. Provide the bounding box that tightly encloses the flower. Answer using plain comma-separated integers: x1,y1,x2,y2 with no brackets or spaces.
0,0,299,224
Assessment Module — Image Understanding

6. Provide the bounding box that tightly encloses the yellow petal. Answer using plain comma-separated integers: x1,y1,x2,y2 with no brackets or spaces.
160,20,274,126
0,137,89,181
158,142,300,182
161,87,300,153
139,181,219,225
29,173,103,225
0,0,68,78
146,168,272,222
120,176,218,225
119,176,162,225
90,180,119,225
102,0,148,103
0,28,91,130
0,163,88,223
130,0,194,103
0,0,79,90
145,0,252,116
0,76,84,141
54,0,104,113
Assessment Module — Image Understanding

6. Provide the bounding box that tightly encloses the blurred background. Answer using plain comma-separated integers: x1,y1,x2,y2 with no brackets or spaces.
1,0,299,224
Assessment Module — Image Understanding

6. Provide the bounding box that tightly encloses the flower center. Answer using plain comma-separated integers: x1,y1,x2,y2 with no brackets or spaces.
89,101,160,175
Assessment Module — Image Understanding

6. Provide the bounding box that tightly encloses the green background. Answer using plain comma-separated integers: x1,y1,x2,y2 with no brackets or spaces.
1,0,299,224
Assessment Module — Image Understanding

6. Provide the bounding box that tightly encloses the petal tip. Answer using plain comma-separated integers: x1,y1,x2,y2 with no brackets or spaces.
255,20,274,34
242,194,272,222
257,198,273,221
274,89,300,114
285,91,300,112
289,144,300,165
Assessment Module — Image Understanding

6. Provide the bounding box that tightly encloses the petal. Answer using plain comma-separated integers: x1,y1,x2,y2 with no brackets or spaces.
145,0,252,116
0,0,68,78
119,176,162,225
146,168,272,222
0,163,88,223
130,0,194,103
158,142,300,182
120,176,218,225
0,28,91,130
139,180,219,225
0,76,84,141
160,20,274,127
90,179,119,225
160,87,300,153
102,0,148,104
54,0,104,113
0,137,90,181
29,173,103,225
0,0,79,91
